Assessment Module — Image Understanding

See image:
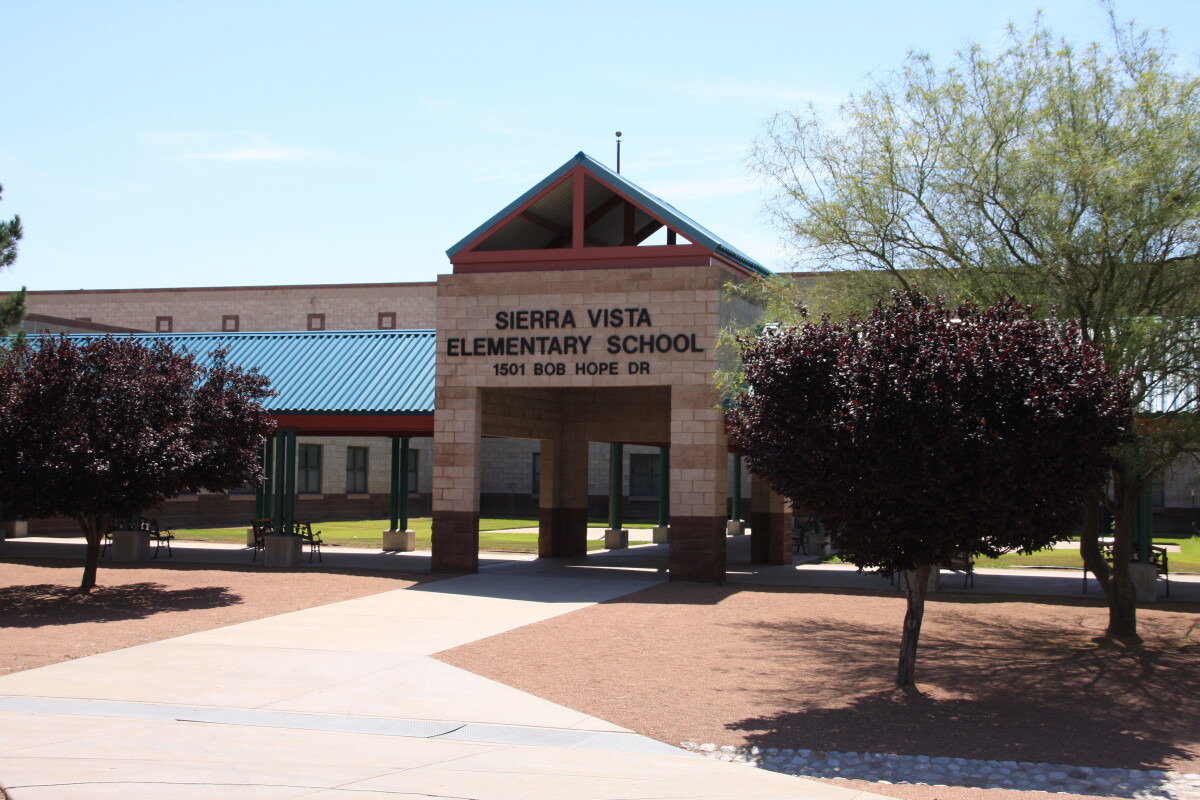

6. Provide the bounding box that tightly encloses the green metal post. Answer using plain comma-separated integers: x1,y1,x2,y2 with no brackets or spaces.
1134,480,1153,563
400,437,411,531
284,430,297,534
273,430,286,533
389,436,400,532
657,447,670,526
730,454,742,521
262,436,275,520
608,443,623,531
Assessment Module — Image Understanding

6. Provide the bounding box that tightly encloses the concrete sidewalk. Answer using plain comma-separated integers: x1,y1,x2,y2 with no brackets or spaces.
0,556,892,800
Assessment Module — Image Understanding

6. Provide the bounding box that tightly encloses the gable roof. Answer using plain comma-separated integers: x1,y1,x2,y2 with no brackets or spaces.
447,152,770,276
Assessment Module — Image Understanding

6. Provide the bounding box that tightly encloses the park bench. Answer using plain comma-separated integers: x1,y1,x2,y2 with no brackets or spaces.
941,551,975,588
1082,541,1170,597
292,521,324,563
139,518,174,558
250,518,273,562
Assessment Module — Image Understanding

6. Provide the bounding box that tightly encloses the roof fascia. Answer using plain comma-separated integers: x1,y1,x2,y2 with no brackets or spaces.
446,156,584,259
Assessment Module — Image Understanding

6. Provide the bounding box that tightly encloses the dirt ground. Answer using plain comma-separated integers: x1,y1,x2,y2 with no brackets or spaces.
438,583,1200,775
2,558,1198,800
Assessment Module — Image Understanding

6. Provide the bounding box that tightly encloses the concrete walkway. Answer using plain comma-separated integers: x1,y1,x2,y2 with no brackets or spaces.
0,554,894,800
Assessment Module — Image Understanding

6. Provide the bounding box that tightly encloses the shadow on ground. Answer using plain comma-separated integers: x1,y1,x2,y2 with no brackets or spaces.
0,582,244,627
727,592,1200,771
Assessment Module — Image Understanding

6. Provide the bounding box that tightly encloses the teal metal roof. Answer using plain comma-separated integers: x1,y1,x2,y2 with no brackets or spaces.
447,152,771,276
63,329,436,415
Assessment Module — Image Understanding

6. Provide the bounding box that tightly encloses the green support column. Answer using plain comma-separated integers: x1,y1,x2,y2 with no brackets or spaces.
730,454,742,521
284,430,297,534
657,447,670,526
608,443,623,531
1134,480,1153,563
273,430,286,533
400,436,411,531
389,436,400,532
257,437,274,519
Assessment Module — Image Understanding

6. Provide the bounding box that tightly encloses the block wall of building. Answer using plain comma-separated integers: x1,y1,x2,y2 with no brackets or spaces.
17,282,437,333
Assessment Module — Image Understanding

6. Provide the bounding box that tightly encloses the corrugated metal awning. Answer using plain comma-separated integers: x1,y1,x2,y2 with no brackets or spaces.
62,329,436,416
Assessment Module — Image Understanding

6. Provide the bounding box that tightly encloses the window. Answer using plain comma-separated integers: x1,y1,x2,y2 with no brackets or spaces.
222,315,240,332
298,444,322,493
155,315,173,333
307,313,326,331
531,452,541,497
629,453,660,497
378,311,396,330
406,450,419,493
346,446,368,494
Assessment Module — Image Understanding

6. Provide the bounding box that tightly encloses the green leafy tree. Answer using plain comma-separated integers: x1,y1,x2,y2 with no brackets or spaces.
0,182,26,336
0,337,275,591
728,292,1132,685
751,11,1200,636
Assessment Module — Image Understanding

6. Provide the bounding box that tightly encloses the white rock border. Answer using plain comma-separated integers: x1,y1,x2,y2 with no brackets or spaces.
678,743,1200,800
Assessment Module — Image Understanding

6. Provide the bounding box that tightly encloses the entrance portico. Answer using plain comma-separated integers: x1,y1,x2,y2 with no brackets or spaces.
431,152,789,581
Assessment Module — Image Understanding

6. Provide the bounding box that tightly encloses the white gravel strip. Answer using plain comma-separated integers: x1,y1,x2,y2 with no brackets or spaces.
680,743,1200,800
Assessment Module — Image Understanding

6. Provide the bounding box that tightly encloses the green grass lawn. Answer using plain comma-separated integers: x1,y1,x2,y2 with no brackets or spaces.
827,536,1200,572
172,517,652,554
970,536,1200,572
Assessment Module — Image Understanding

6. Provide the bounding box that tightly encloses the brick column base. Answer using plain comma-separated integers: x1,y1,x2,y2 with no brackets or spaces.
750,510,792,565
432,510,480,573
538,507,588,557
668,516,726,582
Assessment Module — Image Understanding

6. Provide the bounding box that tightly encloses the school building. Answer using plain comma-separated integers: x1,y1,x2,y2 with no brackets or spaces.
10,152,1199,577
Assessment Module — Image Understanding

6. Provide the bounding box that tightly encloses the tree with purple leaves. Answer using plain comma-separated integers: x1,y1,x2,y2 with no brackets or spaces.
0,336,274,591
728,291,1133,685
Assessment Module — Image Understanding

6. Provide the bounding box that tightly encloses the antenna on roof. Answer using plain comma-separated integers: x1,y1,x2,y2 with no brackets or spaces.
615,131,622,174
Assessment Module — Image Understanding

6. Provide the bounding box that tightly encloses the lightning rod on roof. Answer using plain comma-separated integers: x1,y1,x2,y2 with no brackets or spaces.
615,131,622,174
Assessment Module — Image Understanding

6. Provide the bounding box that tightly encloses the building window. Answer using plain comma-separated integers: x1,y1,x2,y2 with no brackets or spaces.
298,444,322,493
222,315,240,332
531,452,541,497
407,450,419,493
346,446,368,494
307,313,326,331
155,316,173,333
629,453,660,497
378,311,396,330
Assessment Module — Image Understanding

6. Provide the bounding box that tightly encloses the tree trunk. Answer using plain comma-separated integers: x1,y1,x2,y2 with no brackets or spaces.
1106,496,1139,638
78,515,105,593
896,562,932,686
1079,495,1110,598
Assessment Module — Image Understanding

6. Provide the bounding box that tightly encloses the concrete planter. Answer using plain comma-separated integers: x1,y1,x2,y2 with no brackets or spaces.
111,530,151,562
604,528,629,549
264,534,301,567
382,529,416,551
1128,562,1160,602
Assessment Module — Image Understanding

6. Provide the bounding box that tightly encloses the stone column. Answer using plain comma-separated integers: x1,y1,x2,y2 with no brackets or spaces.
432,386,482,573
668,384,728,582
750,478,791,565
538,436,589,557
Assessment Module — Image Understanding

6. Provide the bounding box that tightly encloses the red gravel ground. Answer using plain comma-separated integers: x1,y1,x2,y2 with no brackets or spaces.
437,583,1200,794
4,558,1198,800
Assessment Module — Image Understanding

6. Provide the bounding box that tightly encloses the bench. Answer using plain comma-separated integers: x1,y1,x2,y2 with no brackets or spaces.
792,516,828,555
292,521,324,563
139,518,174,558
1083,541,1170,597
250,518,273,562
941,552,975,588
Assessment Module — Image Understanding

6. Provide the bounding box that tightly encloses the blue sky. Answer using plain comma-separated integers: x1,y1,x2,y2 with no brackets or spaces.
3,1,1199,291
